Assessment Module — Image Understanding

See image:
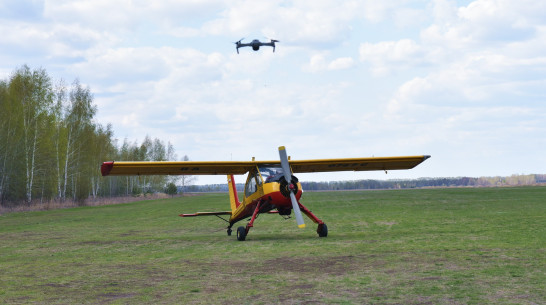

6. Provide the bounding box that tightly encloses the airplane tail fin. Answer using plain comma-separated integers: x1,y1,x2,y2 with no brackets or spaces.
227,175,241,213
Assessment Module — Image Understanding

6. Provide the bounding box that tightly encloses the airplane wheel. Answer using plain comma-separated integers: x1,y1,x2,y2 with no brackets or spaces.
318,223,328,237
236,226,247,241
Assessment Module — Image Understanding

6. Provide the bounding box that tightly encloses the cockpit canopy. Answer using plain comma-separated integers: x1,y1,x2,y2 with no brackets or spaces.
258,165,285,183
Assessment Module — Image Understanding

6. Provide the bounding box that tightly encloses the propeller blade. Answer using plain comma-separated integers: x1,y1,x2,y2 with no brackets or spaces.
278,146,305,228
234,38,243,54
263,36,279,43
289,192,305,228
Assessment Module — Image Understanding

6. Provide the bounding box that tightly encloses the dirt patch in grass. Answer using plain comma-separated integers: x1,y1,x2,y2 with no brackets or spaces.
0,193,197,214
42,283,71,288
98,292,139,304
260,255,382,276
118,230,142,237
180,254,384,280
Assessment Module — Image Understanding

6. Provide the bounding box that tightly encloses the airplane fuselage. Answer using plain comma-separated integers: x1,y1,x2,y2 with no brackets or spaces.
220,165,325,240
228,165,303,224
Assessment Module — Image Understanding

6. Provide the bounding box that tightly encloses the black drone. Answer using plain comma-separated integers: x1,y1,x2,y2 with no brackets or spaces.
234,38,279,54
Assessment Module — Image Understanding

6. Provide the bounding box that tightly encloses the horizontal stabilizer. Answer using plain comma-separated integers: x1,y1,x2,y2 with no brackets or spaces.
179,211,232,217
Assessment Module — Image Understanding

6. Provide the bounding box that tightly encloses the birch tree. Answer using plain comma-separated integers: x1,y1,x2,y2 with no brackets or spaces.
60,80,96,201
7,66,54,204
0,80,14,204
89,124,116,199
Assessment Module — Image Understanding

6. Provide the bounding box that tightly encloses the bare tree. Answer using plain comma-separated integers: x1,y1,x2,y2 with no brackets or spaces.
179,155,197,194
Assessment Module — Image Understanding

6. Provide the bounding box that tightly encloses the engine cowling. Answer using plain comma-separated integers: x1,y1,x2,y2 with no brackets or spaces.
279,175,299,198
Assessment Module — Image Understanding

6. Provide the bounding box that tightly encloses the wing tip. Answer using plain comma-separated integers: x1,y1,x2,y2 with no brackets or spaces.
101,161,114,176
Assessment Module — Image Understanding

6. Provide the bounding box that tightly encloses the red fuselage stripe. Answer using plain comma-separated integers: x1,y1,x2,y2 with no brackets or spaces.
230,174,241,208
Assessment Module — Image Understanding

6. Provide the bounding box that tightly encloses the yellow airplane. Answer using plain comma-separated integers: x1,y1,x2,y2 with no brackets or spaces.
101,146,430,241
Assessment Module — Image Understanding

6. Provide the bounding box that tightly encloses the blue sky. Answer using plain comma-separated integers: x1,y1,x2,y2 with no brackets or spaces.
1,0,545,185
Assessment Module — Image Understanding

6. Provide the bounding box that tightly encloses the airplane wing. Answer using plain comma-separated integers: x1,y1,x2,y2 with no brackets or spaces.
101,161,257,176
289,155,430,173
101,155,429,176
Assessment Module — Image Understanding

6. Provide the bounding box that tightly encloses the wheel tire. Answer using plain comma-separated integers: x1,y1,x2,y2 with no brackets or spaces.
318,223,328,237
236,226,247,241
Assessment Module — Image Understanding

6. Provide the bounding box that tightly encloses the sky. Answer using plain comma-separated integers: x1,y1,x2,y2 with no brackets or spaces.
1,0,545,185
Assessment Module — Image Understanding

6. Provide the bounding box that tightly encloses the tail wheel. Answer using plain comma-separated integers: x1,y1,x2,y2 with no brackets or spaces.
236,226,247,241
318,223,328,237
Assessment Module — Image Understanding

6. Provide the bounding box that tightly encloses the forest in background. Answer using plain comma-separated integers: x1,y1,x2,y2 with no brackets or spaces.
185,174,546,193
0,66,184,207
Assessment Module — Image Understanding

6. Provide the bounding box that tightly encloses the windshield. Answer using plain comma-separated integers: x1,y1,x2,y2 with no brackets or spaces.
258,165,284,182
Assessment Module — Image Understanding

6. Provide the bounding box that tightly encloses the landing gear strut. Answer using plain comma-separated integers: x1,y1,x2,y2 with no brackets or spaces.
229,200,329,240
296,201,327,238
234,201,262,241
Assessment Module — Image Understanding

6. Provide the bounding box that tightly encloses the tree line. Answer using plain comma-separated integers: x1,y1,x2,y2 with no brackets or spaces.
300,174,546,191
184,174,546,193
0,66,183,206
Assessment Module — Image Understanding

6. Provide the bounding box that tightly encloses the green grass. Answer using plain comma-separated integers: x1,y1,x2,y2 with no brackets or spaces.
1,187,545,304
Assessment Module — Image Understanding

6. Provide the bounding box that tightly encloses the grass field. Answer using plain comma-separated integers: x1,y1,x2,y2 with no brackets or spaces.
1,187,545,304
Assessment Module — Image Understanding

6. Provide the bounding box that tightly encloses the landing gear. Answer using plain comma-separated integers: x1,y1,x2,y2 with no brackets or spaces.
296,201,327,238
236,226,247,241
234,201,262,241
231,200,329,240
317,223,328,237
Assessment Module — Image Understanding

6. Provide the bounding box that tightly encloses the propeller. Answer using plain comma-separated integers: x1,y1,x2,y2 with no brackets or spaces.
234,38,244,54
278,146,305,228
262,36,279,43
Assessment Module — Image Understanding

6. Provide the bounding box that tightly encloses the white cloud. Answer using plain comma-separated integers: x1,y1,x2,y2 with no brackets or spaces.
328,57,355,70
423,0,546,49
43,0,226,30
201,0,363,48
359,39,431,75
305,54,355,72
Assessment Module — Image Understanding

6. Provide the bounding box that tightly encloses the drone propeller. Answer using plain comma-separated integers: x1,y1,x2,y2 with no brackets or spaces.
263,37,279,52
278,146,305,228
262,36,279,43
234,38,244,54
